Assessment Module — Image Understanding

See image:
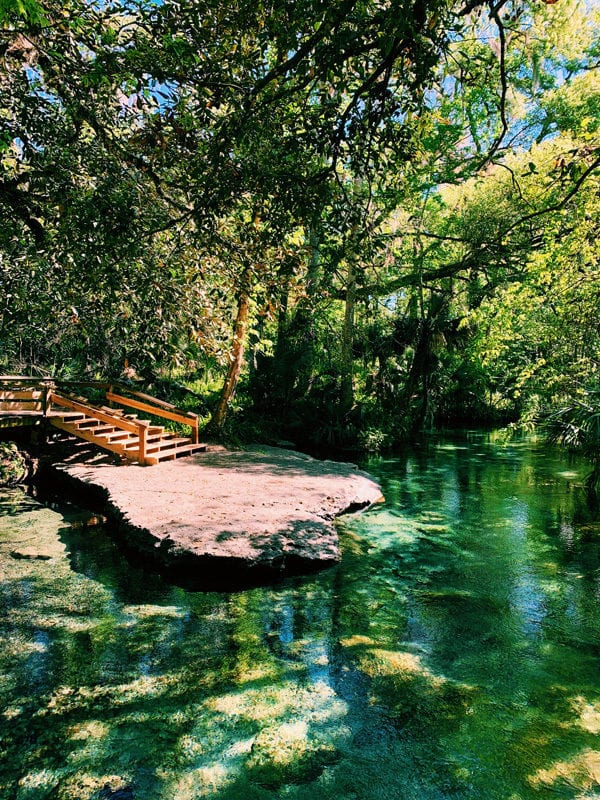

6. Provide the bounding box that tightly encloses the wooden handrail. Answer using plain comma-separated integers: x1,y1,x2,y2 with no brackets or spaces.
48,392,144,435
53,378,196,420
1,376,196,414
1,376,201,447
111,386,179,412
106,391,199,443
49,391,154,464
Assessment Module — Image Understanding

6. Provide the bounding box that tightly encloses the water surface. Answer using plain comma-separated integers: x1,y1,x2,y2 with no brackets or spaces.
1,433,600,799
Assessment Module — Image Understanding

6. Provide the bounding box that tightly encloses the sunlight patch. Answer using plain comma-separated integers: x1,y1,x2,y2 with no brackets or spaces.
17,769,62,796
68,720,108,741
529,749,600,790
122,604,186,619
570,697,600,734
171,764,231,799
340,636,440,680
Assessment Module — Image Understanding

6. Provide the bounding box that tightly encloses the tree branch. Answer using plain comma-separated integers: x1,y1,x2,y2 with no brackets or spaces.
500,150,600,239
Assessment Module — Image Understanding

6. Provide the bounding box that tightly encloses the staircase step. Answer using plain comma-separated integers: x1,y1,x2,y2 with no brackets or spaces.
89,424,117,435
97,431,138,443
145,442,208,464
73,417,103,429
47,410,86,421
148,437,191,453
48,392,206,466
49,419,137,459
123,434,180,451
109,439,141,453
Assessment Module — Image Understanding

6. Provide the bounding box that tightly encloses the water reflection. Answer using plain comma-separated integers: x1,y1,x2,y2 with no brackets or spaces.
1,433,600,799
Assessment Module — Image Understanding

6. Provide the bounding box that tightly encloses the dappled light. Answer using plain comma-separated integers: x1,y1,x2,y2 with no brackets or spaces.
1,0,599,793
2,433,600,798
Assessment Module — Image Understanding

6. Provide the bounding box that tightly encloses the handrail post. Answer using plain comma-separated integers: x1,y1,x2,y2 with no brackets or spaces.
138,420,150,465
42,380,49,418
191,416,199,444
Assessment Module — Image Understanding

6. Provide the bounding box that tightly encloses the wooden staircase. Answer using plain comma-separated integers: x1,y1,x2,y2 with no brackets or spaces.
47,391,207,465
1,376,207,465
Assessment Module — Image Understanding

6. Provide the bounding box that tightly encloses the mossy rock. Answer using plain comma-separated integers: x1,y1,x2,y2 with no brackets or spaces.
0,442,29,486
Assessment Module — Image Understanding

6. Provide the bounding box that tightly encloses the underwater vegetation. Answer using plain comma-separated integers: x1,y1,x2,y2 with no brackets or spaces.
1,433,600,799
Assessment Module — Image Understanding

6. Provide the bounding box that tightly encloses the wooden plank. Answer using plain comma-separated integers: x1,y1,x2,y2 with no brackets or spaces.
0,390,43,400
46,411,86,420
0,409,43,416
117,387,178,411
102,438,139,452
138,420,149,464
97,431,136,442
145,442,207,464
89,425,118,435
0,402,43,411
101,405,124,416
123,433,175,449
140,437,190,453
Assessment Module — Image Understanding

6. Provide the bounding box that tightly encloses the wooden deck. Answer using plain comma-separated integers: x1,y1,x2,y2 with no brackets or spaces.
0,376,206,465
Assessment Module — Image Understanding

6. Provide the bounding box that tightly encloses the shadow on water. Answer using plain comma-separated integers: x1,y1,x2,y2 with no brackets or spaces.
1,430,600,799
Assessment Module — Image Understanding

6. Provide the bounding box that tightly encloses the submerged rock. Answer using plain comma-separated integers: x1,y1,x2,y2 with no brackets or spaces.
98,784,134,800
247,719,341,787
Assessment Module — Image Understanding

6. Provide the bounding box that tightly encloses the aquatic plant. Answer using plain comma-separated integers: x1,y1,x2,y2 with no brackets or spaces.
542,391,600,499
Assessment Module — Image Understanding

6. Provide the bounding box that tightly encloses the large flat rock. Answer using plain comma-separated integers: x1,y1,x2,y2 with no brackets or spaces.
42,446,382,584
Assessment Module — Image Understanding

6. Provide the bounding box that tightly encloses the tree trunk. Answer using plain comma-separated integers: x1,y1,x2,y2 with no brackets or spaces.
340,260,356,415
210,283,251,431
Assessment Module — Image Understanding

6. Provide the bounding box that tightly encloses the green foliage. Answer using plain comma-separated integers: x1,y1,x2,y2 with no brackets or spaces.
0,0,599,458
0,441,29,485
0,0,45,24
542,390,600,496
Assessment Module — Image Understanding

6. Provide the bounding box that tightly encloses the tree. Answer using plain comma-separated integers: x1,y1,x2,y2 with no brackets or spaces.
0,0,598,452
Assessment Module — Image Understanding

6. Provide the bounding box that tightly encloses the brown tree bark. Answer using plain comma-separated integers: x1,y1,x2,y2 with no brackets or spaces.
340,260,356,415
210,282,251,431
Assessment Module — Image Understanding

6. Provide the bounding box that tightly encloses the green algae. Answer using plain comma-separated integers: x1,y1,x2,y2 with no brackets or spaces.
1,436,600,799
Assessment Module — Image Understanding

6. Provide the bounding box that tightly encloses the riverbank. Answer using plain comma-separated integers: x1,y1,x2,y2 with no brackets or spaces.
38,444,383,587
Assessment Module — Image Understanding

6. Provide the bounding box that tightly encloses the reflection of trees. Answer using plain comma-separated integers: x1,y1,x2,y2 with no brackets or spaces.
1,498,351,798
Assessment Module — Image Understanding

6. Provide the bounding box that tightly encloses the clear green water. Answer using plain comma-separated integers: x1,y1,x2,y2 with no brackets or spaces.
2,432,600,800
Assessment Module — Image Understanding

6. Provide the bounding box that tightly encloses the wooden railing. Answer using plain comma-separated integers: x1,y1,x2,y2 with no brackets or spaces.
0,376,199,444
0,376,52,420
47,391,152,463
54,379,200,444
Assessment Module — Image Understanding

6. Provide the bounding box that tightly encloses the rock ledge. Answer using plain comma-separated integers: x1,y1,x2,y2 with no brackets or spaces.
41,446,383,587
